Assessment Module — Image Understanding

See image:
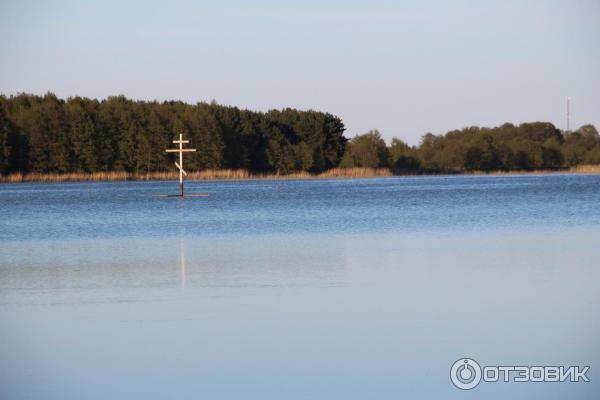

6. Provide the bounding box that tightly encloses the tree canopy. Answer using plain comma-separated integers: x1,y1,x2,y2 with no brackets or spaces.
1,93,598,176
342,123,600,173
0,93,347,175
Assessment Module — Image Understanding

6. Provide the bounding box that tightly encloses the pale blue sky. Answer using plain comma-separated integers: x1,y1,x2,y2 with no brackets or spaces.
1,0,598,144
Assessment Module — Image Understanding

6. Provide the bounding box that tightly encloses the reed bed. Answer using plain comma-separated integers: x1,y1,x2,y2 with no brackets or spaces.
0,167,392,183
470,165,600,175
470,169,565,176
318,167,392,178
569,165,600,174
1,171,134,183
3,165,599,183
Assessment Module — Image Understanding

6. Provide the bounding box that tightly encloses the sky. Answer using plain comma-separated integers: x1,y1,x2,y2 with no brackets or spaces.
1,0,599,144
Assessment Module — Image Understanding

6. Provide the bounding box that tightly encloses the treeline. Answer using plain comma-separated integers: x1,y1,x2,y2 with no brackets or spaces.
0,93,347,175
2,93,599,177
342,123,600,173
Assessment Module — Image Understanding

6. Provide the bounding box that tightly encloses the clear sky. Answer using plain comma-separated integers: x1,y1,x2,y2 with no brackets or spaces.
1,0,598,144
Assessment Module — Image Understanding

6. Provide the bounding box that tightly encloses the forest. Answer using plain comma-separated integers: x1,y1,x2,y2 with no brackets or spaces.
344,123,600,173
0,93,346,175
1,93,599,177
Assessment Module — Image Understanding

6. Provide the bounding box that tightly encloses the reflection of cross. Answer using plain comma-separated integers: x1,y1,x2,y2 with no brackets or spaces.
180,237,186,289
165,133,196,197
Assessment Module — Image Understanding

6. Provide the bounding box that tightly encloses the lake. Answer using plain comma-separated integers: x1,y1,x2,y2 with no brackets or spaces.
1,174,599,399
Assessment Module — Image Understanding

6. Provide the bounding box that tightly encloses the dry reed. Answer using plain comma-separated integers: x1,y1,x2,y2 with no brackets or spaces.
569,165,600,174
3,165,599,183
0,167,392,183
469,165,600,175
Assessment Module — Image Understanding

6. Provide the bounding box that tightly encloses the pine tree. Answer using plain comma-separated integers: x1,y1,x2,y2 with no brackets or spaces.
0,105,11,174
67,99,98,172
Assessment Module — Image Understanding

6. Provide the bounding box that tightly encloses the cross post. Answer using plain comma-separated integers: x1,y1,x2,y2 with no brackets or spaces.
165,133,196,197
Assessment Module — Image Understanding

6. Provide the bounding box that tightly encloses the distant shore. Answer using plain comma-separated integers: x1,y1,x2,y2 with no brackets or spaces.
2,165,600,183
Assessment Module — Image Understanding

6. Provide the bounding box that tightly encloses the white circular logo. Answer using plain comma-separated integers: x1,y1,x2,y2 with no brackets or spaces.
451,358,482,390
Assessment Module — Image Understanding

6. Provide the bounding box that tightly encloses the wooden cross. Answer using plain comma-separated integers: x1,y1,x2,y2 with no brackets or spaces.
165,133,196,197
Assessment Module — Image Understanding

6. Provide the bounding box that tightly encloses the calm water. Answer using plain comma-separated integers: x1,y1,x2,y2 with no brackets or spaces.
1,175,599,399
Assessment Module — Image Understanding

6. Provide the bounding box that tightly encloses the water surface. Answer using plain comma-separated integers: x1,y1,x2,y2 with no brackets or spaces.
1,175,599,399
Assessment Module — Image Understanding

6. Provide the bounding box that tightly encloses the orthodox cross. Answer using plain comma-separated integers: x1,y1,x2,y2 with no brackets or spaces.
165,133,196,197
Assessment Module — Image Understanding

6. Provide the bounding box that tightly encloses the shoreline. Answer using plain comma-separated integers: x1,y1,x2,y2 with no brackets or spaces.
2,165,600,184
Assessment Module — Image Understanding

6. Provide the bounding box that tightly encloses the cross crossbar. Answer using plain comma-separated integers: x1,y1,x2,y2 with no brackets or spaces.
166,149,197,152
